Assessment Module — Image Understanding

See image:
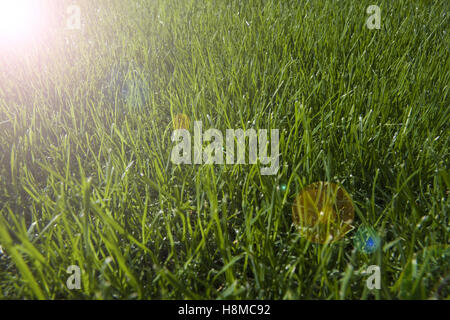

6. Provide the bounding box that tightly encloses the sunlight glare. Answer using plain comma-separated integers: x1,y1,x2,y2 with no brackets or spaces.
0,0,43,43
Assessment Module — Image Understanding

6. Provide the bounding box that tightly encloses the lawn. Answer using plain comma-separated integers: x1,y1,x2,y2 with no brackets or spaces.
0,0,448,299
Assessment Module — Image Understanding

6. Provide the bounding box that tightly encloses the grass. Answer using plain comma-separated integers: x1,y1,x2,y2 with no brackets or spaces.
0,0,448,299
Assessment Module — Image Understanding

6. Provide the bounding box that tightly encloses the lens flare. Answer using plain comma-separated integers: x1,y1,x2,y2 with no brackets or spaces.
173,114,190,130
353,226,380,253
292,182,354,244
0,0,43,44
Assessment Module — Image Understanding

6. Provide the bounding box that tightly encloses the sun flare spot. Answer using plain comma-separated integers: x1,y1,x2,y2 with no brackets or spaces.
292,182,355,244
0,0,43,43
